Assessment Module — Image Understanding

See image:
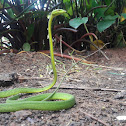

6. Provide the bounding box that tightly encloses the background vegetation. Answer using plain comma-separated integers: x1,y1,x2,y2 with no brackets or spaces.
0,0,126,53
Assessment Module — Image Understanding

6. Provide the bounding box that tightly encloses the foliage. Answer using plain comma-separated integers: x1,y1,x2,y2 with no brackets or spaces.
0,0,126,53
69,17,88,29
97,15,119,32
62,0,126,48
0,0,63,51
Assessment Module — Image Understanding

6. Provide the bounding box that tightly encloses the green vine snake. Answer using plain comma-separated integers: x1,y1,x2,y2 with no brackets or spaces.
0,9,75,112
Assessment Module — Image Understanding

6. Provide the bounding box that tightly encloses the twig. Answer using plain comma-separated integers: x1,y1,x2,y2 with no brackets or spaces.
85,43,110,59
53,28,78,34
40,50,93,64
17,51,32,57
85,40,109,60
60,35,63,57
18,76,125,93
81,33,98,40
54,35,86,53
18,76,50,81
81,111,109,126
71,39,109,60
52,85,125,92
18,50,125,71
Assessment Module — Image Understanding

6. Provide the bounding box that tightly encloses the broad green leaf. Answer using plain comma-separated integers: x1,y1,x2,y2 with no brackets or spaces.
104,0,112,5
69,17,88,29
67,5,74,16
0,1,3,9
23,43,31,51
116,32,124,47
114,31,126,48
97,20,115,32
63,0,75,16
97,15,119,32
104,15,119,21
94,8,106,20
91,0,98,7
0,0,4,5
86,0,98,10
20,0,23,4
7,9,15,19
26,24,34,42
105,7,115,16
121,13,126,19
63,0,69,3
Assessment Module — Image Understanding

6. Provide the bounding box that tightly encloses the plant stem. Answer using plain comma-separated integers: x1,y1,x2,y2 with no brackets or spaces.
83,23,93,42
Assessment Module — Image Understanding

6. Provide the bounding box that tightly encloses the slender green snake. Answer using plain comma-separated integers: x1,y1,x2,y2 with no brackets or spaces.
0,9,75,112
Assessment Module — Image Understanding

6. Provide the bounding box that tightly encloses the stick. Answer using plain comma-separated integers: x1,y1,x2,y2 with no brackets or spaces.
81,111,109,126
18,76,125,92
51,85,125,92
85,43,109,59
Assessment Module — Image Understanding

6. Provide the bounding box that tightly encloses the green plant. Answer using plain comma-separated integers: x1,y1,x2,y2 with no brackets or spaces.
0,0,63,51
62,0,126,48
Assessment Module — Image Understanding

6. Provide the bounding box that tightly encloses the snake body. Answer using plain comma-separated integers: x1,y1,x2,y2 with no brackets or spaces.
0,9,75,112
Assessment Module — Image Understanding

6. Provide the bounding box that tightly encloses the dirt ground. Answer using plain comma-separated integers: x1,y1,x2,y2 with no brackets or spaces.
0,48,126,126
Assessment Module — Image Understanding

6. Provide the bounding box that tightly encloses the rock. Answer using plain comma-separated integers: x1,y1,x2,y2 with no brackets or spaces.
0,73,18,87
27,117,35,124
114,91,126,99
13,110,32,118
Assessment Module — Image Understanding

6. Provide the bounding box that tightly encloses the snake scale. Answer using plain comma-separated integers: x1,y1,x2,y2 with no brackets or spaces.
0,9,75,112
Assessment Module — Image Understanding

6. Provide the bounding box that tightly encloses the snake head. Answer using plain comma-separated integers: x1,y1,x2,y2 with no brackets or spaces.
51,9,66,17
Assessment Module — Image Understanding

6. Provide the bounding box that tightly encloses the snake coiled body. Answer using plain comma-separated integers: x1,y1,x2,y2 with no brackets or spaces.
0,9,75,112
